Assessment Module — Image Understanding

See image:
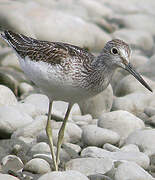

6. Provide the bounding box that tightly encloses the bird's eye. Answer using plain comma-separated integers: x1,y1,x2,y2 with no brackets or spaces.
111,47,119,55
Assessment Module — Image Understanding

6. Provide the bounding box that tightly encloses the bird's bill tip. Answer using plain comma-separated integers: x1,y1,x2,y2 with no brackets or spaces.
125,63,153,92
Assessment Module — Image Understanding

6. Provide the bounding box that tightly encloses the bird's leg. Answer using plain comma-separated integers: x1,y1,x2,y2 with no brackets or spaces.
56,103,73,164
46,101,58,171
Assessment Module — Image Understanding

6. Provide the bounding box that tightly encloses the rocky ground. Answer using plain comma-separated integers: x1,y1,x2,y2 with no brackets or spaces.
0,0,155,179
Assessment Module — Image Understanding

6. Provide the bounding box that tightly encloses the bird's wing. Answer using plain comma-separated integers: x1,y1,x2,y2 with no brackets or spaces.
1,30,94,66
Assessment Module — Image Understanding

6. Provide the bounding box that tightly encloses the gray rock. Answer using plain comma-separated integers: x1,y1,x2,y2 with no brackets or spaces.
52,121,82,144
24,158,51,174
120,14,155,36
112,93,152,115
0,106,33,138
103,143,120,152
0,53,21,70
82,125,120,147
79,84,113,118
0,85,17,106
0,67,27,95
33,153,55,165
112,29,154,51
0,174,20,180
11,115,47,140
19,82,34,95
88,174,113,180
38,170,89,180
12,103,37,118
66,157,113,176
72,114,92,123
0,1,111,51
1,155,23,173
30,142,50,154
120,144,140,152
145,115,155,127
144,107,155,117
22,94,49,116
63,142,81,154
115,161,154,180
37,129,71,146
130,54,149,70
33,148,71,165
98,110,145,142
81,147,150,169
115,75,155,96
70,103,82,117
125,129,155,156
139,54,155,81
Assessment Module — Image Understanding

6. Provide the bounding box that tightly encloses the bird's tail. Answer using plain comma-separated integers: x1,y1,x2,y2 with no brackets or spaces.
0,30,34,49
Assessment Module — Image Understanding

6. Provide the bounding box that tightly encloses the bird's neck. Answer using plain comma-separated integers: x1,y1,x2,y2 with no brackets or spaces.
86,53,116,93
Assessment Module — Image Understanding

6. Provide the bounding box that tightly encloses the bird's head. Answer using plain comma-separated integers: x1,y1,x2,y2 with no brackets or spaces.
103,39,152,92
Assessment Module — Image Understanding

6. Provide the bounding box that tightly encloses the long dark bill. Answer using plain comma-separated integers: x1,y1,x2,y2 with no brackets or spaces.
125,63,153,92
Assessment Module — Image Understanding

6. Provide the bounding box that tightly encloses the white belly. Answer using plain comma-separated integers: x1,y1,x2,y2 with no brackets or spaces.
18,56,93,102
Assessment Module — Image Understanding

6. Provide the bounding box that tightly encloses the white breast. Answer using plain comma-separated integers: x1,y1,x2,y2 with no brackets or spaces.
18,56,92,102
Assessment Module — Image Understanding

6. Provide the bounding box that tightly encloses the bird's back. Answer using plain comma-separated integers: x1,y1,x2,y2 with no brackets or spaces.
1,30,99,102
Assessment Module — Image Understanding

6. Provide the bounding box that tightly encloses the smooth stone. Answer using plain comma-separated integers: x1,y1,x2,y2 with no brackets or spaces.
115,75,155,96
37,127,73,147
0,139,30,165
0,52,21,70
29,9,111,51
88,174,113,180
66,157,113,176
98,110,145,142
38,170,89,180
63,142,81,154
130,54,149,70
1,155,23,173
103,143,120,152
125,129,155,156
144,107,155,117
112,29,154,51
0,106,34,138
30,142,50,154
24,158,51,174
0,85,17,106
19,82,34,95
70,103,82,116
0,174,20,180
33,149,71,164
115,161,154,180
120,14,155,36
112,93,152,115
145,115,155,127
82,125,120,147
138,54,155,81
120,144,140,152
79,84,113,118
72,114,92,123
52,121,82,144
0,70,19,96
33,153,55,165
81,146,150,169
136,112,149,123
11,115,47,140
0,47,12,59
12,103,37,118
22,94,49,115
52,102,81,120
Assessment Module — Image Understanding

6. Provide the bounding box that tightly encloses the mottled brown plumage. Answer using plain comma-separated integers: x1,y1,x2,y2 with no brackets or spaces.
3,30,94,66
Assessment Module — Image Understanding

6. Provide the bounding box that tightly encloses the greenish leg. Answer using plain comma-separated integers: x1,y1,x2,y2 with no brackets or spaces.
46,101,58,171
56,103,73,164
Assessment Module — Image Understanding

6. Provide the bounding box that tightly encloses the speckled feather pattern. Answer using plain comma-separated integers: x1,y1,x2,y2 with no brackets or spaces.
1,30,131,102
